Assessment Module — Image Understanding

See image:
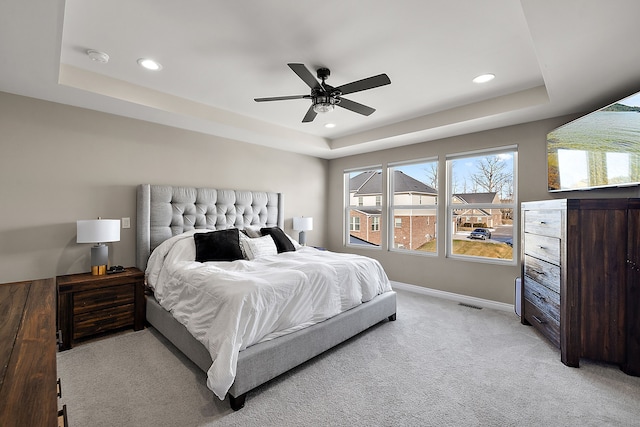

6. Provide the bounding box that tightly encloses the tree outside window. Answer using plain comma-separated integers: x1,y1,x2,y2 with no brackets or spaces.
447,148,516,261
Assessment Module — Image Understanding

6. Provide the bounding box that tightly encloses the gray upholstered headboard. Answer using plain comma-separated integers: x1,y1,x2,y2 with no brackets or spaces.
136,184,284,272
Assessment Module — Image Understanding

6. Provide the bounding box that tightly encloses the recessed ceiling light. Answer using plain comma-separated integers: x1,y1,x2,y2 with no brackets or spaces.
324,123,336,128
473,73,495,84
137,58,162,71
86,49,109,64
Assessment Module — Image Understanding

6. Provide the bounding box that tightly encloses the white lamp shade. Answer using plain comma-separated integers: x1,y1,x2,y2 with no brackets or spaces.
77,219,121,243
293,217,313,231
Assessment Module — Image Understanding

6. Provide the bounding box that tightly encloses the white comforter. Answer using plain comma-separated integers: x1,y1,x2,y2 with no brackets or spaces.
146,230,392,399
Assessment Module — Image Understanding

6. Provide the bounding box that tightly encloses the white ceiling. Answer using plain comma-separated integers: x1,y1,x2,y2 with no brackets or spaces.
2,0,640,159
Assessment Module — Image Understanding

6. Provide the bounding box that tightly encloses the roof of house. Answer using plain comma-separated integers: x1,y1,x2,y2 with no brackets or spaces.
352,207,382,216
349,235,380,247
453,192,498,204
351,171,437,196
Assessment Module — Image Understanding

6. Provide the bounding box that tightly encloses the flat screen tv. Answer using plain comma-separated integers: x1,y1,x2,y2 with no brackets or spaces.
547,90,640,192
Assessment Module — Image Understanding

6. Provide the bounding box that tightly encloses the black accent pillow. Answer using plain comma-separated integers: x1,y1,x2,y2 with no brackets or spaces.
194,229,244,262
260,227,296,253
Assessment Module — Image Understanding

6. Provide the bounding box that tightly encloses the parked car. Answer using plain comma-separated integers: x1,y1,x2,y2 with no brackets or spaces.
468,228,492,240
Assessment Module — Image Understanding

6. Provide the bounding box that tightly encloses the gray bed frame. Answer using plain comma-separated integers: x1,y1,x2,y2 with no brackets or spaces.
136,184,397,410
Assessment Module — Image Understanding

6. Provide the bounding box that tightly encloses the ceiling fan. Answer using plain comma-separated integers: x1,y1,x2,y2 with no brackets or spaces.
254,63,391,123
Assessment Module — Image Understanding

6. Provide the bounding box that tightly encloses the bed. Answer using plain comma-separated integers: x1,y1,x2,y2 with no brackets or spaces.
136,184,396,410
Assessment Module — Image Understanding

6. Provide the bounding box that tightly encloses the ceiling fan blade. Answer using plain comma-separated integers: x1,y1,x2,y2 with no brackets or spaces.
288,63,321,90
302,105,317,122
254,95,309,102
335,74,391,96
337,97,376,116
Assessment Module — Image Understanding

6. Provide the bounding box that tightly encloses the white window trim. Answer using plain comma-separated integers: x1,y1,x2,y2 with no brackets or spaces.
445,146,518,265
344,166,384,250
387,158,439,256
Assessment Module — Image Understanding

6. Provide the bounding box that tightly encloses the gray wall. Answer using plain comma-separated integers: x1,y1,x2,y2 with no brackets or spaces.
327,118,640,304
0,91,328,283
3,89,639,304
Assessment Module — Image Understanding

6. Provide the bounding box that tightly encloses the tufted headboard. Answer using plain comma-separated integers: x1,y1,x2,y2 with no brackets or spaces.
136,184,284,272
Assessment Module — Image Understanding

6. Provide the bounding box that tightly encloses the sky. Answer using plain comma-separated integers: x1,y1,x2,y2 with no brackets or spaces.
396,152,514,194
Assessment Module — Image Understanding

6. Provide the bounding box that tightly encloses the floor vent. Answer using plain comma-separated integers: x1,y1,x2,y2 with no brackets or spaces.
458,302,483,310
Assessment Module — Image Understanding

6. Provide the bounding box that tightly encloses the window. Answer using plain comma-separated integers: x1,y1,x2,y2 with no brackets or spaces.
345,167,383,247
447,147,517,262
388,159,438,253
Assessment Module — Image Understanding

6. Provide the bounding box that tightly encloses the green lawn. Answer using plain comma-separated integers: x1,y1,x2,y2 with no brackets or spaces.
416,239,513,259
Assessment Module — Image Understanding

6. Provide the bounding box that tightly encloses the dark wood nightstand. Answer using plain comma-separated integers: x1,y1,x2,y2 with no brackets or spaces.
57,267,145,351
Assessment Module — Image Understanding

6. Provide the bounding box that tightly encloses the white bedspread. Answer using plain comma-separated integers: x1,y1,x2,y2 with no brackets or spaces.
145,230,392,399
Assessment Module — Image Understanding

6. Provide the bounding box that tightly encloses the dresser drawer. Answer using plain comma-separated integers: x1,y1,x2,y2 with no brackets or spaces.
73,284,134,315
524,299,560,348
524,233,561,265
524,255,560,293
73,303,135,339
524,276,560,323
524,209,562,238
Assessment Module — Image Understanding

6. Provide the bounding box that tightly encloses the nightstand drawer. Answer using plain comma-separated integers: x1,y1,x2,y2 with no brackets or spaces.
73,284,134,315
524,299,560,348
74,303,135,339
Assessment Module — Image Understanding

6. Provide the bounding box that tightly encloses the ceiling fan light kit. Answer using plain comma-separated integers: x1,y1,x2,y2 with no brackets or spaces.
312,96,337,113
254,63,391,123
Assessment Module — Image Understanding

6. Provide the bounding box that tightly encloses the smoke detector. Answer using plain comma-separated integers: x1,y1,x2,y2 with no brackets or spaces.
86,49,110,64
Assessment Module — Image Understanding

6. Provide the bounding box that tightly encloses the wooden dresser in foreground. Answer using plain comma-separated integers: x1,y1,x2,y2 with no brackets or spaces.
57,267,145,350
521,198,640,376
0,278,66,427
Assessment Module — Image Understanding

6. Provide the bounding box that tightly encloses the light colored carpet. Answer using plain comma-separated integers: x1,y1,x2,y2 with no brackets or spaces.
57,289,640,426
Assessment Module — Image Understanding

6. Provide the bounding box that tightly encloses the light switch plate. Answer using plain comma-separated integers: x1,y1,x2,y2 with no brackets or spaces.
122,217,131,229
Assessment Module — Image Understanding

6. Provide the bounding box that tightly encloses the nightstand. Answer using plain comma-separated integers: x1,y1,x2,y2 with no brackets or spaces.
57,267,145,350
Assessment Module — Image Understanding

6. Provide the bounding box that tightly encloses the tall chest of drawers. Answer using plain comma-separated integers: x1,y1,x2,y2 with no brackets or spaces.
521,198,639,375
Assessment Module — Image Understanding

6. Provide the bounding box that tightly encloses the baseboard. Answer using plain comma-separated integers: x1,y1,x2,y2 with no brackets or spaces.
391,281,515,313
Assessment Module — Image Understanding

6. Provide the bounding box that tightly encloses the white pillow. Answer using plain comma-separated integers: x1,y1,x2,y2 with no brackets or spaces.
243,226,262,238
240,235,278,260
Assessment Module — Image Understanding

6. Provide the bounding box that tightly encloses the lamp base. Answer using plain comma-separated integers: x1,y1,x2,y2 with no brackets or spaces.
298,230,307,246
91,265,107,276
91,244,109,275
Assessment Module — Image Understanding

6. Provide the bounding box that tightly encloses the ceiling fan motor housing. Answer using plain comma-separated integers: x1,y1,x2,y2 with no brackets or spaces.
316,67,330,81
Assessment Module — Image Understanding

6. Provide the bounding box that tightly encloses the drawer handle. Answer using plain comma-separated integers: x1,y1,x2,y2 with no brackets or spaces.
531,269,545,275
539,221,547,225
538,246,547,250
532,292,546,302
532,315,546,324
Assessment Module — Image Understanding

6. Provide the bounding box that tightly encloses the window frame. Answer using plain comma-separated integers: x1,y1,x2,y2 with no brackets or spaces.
344,166,384,250
349,216,360,232
387,158,439,256
445,145,518,265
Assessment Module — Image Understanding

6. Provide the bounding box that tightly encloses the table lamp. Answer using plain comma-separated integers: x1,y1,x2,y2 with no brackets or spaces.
293,217,313,246
77,218,121,275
